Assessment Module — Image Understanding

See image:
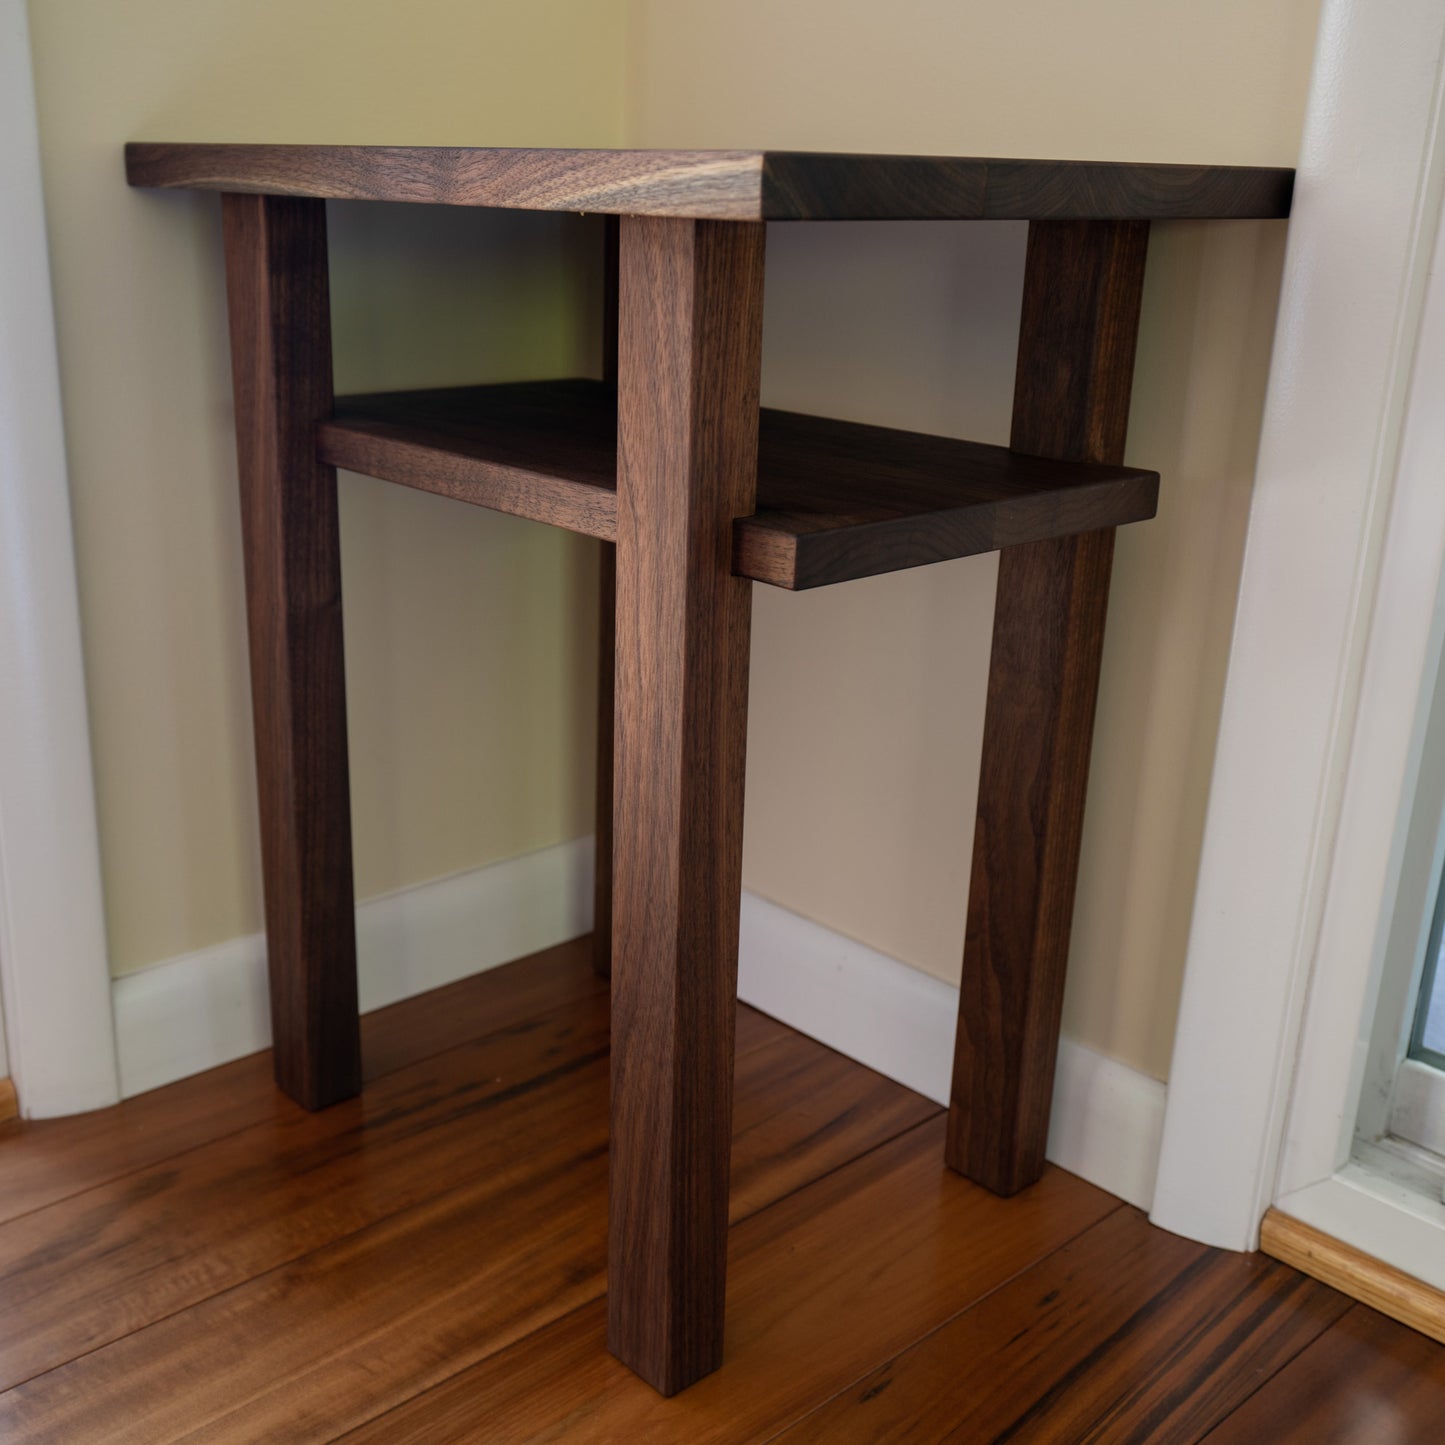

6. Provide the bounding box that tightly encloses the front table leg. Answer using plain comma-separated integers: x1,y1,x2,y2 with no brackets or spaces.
221,193,361,1111
948,220,1150,1195
608,215,765,1395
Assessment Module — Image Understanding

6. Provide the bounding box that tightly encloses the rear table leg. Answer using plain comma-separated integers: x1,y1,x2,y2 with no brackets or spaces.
947,220,1150,1194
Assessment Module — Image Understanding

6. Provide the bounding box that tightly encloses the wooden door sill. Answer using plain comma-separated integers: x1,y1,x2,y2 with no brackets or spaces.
1261,1207,1445,1345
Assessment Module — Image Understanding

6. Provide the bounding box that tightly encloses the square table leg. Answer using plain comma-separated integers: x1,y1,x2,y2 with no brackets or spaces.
607,214,765,1395
592,217,620,981
593,541,615,979
948,219,1150,1195
221,192,361,1112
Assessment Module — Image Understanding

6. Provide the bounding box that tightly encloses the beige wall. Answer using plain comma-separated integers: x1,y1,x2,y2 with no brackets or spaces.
628,0,1318,1078
25,0,625,974
28,0,1320,1081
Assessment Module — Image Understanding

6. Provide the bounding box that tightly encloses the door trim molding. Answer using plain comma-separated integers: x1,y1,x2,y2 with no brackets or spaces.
1152,0,1445,1248
0,0,119,1115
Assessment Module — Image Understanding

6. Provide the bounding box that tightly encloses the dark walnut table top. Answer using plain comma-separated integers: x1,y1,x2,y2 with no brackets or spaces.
125,144,1293,221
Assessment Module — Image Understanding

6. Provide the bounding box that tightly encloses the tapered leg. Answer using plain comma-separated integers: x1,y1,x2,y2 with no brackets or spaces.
947,220,1150,1195
222,193,361,1111
593,216,620,980
607,215,765,1395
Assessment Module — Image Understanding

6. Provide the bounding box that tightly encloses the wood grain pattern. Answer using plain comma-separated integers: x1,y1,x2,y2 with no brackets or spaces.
759,153,1293,221
126,144,1293,221
222,193,360,1111
1203,1304,1445,1444
948,220,1150,1195
338,1119,1117,1443
0,1015,931,1440
742,405,1157,587
320,381,618,537
357,933,609,1080
321,379,1159,587
1260,1207,1445,1345
0,938,600,1226
782,1204,1349,1444
0,993,803,1394
594,541,616,980
0,996,610,1390
593,216,619,981
607,215,766,1395
1,943,1438,1442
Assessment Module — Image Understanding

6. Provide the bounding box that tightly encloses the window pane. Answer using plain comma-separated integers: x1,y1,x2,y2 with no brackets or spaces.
1421,963,1445,1057
1411,879,1445,1065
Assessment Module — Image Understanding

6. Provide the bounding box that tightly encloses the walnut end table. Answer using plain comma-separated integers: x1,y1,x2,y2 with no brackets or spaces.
126,143,1292,1395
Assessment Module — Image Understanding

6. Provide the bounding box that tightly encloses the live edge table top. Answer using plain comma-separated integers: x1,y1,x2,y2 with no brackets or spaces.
124,144,1294,221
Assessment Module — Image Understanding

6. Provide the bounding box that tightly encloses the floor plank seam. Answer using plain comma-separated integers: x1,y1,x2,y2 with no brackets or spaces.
3,933,1425,1443
323,1108,950,1443
1152,1282,1356,1445
1193,1302,1361,1445
0,961,764,1233
0,1114,276,1231
757,1201,1132,1445
0,974,612,1230
729,1107,947,1230
0,1024,899,1408
0,1045,613,1397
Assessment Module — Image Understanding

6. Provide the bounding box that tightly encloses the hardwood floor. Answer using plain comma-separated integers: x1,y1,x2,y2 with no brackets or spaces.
0,935,1438,1441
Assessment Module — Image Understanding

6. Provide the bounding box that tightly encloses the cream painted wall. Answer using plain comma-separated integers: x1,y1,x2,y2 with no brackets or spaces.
25,0,626,975
627,0,1318,1078
25,0,1319,1083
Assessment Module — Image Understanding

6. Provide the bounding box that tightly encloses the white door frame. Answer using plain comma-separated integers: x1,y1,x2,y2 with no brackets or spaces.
0,0,120,1116
1150,0,1445,1251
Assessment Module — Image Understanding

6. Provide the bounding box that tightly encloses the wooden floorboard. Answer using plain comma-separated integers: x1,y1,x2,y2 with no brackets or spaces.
0,936,606,1226
1202,1303,1445,1444
0,968,934,1440
779,1204,1349,1444
0,933,1441,1443
338,1120,1117,1443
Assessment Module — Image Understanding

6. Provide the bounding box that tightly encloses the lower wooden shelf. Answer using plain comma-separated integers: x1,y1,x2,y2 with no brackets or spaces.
320,379,1159,589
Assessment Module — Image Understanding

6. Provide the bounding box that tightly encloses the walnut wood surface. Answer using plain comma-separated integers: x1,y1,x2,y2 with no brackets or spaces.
320,379,1159,588
743,405,1157,586
222,193,360,1111
606,216,766,1395
593,216,619,981
320,381,618,537
339,1120,1115,1442
782,1204,1349,1443
1202,1304,1445,1444
593,541,616,979
126,143,1293,220
948,220,1150,1194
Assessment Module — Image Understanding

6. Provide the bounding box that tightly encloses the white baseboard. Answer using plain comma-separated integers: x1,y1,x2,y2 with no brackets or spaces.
737,892,1168,1211
110,841,1166,1211
112,837,593,1098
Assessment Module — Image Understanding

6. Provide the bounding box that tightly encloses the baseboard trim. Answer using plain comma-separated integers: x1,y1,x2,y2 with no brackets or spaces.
1261,1207,1445,1344
737,892,1168,1210
110,845,1166,1210
112,837,593,1098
